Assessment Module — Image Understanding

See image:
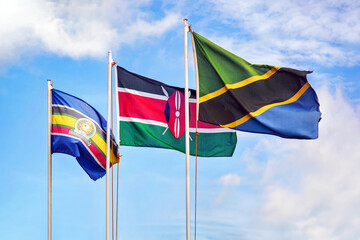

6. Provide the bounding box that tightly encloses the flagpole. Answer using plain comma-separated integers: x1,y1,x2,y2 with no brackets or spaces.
190,29,199,240
111,61,114,240
114,64,120,240
114,64,120,159
183,18,190,240
106,51,113,240
47,79,53,240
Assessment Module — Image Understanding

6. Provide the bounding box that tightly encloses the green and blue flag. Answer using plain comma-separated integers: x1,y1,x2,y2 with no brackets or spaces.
191,32,321,139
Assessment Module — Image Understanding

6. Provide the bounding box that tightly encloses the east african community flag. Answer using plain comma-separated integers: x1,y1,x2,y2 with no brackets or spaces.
51,89,119,180
116,66,237,157
191,32,321,139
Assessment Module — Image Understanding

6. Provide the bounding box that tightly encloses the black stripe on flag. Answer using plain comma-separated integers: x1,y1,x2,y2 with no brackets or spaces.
199,68,310,125
117,66,196,98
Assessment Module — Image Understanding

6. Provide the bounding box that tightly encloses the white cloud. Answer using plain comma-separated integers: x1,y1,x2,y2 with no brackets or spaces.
219,173,241,186
213,174,242,205
121,12,180,43
254,84,360,239
0,0,180,63
204,0,360,67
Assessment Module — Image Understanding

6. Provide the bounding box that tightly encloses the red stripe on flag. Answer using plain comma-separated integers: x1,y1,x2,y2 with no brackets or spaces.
51,125,72,134
118,91,227,129
51,126,106,169
118,92,167,123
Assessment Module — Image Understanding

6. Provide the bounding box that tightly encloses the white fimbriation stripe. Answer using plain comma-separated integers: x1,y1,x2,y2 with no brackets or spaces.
190,127,235,133
117,87,197,103
120,117,168,127
120,116,235,133
51,133,106,170
117,87,168,101
120,116,234,133
47,80,53,240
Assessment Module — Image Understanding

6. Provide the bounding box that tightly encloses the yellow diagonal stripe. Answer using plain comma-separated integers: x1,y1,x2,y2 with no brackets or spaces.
221,82,310,128
52,114,111,160
199,67,281,103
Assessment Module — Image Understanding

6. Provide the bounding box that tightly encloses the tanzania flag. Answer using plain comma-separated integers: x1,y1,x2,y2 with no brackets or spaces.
191,32,321,139
116,66,237,157
51,89,119,180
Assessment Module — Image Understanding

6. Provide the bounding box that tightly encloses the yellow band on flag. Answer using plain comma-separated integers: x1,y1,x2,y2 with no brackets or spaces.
52,114,118,163
221,83,311,128
52,114,77,127
199,66,281,103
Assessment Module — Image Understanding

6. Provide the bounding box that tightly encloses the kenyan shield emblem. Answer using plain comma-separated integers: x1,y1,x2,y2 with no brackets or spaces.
164,90,186,139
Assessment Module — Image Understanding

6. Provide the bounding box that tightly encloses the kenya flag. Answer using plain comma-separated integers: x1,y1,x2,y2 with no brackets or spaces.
116,66,237,157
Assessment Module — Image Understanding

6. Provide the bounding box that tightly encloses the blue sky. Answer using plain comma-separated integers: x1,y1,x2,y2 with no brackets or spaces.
1,0,360,239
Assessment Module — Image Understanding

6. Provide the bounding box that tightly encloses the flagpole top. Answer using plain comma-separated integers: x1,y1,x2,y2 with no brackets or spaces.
47,79,54,88
184,18,189,30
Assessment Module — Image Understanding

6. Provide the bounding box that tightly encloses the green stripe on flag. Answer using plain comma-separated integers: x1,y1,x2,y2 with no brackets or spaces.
120,121,236,157
192,32,275,96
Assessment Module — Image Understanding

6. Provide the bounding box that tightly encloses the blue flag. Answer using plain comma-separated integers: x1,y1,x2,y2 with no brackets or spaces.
51,89,119,180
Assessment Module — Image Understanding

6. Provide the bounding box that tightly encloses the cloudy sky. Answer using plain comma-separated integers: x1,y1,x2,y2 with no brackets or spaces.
1,0,360,239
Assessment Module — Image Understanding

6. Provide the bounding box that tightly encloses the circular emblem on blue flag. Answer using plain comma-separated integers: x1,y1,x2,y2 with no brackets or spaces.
74,118,96,139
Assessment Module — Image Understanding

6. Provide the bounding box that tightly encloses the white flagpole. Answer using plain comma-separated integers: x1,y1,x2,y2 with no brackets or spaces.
106,51,113,240
190,29,199,240
114,65,120,159
111,62,114,240
183,18,191,240
114,64,120,240
47,79,53,240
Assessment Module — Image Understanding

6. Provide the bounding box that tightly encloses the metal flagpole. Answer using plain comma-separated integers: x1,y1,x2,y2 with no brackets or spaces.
114,64,120,240
183,18,191,240
190,29,200,240
111,59,115,240
106,51,113,240
47,79,53,240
